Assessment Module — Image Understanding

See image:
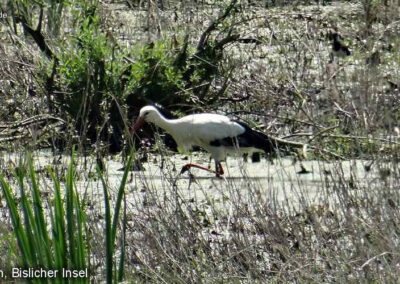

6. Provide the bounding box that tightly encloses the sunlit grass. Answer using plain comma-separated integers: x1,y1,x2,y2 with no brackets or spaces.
0,151,87,283
98,148,134,283
0,149,137,283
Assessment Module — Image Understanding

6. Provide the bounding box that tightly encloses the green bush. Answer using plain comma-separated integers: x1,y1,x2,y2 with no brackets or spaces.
55,4,127,150
128,40,186,107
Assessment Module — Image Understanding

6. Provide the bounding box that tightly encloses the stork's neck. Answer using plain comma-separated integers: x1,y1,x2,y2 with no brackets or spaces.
153,112,176,133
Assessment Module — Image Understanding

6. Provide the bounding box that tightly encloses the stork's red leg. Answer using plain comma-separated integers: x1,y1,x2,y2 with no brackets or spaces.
216,162,224,176
180,162,224,177
180,163,216,174
213,162,224,177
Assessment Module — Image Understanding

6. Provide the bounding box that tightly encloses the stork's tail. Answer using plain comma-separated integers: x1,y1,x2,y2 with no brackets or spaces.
234,121,288,156
233,122,272,152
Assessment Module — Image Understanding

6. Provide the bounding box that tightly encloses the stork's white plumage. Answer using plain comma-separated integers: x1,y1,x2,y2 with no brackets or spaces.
131,105,276,176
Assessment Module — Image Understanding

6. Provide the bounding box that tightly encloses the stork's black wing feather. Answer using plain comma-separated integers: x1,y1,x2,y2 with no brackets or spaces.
209,121,276,154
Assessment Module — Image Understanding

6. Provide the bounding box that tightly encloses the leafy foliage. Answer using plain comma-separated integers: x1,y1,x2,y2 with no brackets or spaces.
128,40,186,107
54,3,128,151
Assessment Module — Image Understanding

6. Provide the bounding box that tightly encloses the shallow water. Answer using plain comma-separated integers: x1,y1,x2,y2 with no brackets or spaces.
1,150,392,213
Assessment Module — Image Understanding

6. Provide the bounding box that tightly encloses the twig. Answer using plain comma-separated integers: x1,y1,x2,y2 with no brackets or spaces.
284,132,400,145
326,134,399,145
307,145,345,160
360,252,391,269
333,102,353,117
0,114,65,129
307,125,339,143
16,8,54,59
270,135,345,160
197,0,238,50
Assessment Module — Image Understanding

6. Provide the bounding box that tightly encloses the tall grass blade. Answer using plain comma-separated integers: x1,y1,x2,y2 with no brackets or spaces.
97,164,113,283
74,191,87,276
111,148,134,243
65,148,87,279
49,169,67,280
0,173,33,267
66,148,77,267
14,162,38,266
97,147,134,283
117,193,127,282
27,153,53,268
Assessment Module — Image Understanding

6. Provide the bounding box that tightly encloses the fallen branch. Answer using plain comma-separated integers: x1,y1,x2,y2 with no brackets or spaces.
0,114,65,130
268,135,345,160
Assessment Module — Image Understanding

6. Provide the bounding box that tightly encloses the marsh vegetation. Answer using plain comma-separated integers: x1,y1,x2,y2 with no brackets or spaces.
0,0,400,282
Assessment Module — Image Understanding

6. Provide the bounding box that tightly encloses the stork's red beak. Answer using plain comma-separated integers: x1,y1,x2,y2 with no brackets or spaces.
130,117,145,135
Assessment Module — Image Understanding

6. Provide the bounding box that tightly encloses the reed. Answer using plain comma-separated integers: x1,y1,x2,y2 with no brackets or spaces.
0,151,88,284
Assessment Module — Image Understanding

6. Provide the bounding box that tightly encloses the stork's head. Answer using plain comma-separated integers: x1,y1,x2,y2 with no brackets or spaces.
130,105,161,135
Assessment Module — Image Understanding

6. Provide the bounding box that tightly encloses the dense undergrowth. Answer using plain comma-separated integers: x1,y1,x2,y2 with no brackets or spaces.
0,0,400,283
0,149,399,282
1,0,399,156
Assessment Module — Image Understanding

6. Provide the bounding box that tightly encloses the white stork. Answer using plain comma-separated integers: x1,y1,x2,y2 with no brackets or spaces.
131,105,276,176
